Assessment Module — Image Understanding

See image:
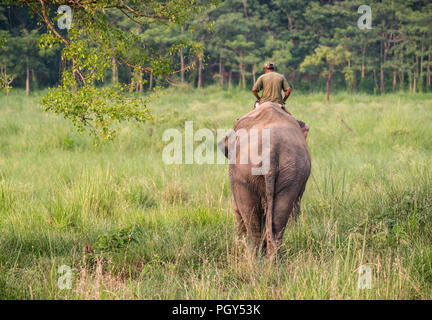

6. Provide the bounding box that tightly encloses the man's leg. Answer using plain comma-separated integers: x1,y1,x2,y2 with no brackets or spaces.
280,105,292,115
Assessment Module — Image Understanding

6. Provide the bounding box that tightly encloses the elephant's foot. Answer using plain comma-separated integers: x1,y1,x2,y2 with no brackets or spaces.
264,234,279,257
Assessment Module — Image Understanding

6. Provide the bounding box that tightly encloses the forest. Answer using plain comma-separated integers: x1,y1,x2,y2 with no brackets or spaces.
1,0,431,97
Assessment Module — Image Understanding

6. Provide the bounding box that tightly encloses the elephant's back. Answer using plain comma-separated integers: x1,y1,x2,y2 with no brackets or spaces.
231,102,311,183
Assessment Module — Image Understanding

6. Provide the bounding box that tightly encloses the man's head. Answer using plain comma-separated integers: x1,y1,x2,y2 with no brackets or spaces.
264,61,275,73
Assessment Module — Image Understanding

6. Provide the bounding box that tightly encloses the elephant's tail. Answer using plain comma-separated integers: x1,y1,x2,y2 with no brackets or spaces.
264,172,276,252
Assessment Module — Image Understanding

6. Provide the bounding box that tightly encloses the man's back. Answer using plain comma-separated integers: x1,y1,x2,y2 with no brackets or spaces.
252,72,290,105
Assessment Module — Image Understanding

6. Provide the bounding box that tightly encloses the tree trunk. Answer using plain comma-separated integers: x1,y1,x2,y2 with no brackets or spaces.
413,76,416,94
416,55,420,93
219,55,224,85
288,16,293,31
427,53,431,89
399,71,404,91
71,59,77,94
197,34,205,88
31,68,36,85
347,59,352,90
240,66,246,89
361,45,366,78
130,70,136,92
392,71,396,91
380,41,384,93
291,71,296,89
26,56,30,96
408,72,412,93
382,38,392,93
134,71,139,92
180,47,185,83
373,69,379,92
252,62,256,84
112,57,118,84
228,70,232,90
149,71,153,90
239,52,245,89
420,45,424,77
197,57,203,88
241,0,248,18
326,74,331,103
353,70,357,93
420,43,424,92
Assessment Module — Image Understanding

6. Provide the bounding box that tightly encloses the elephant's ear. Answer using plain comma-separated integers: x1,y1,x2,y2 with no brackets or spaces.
217,134,229,158
297,120,306,129
217,129,235,159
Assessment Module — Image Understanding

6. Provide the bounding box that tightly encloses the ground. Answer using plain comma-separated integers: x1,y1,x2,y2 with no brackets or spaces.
0,86,431,299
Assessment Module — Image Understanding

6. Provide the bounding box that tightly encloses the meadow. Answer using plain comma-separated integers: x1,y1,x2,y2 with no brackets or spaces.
0,87,431,299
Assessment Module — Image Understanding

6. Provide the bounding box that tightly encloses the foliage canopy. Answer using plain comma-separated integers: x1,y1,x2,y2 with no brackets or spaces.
4,0,215,139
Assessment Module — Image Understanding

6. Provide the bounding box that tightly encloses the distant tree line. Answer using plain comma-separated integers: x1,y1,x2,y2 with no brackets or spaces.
1,0,431,99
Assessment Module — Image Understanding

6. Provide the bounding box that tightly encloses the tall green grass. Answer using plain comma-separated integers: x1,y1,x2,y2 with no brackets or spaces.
0,87,431,299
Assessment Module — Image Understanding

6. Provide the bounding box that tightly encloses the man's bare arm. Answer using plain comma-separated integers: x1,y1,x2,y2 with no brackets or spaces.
252,88,260,101
282,88,291,103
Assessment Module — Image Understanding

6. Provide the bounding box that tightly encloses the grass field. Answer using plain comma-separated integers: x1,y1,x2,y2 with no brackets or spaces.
0,87,432,299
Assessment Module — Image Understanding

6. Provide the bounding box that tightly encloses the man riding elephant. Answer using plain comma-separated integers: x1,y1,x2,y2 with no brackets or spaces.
252,62,309,139
219,103,311,256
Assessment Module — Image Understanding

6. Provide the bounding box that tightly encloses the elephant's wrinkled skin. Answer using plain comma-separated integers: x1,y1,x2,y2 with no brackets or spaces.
219,102,311,255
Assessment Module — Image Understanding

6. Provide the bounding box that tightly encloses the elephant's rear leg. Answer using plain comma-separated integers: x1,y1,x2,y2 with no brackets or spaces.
233,196,246,235
268,189,298,253
293,183,307,221
231,185,264,251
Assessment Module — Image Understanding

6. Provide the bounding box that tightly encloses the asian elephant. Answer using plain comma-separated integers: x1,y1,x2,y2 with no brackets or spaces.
218,102,311,255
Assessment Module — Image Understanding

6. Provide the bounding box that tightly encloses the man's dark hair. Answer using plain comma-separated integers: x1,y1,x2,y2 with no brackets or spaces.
297,120,306,129
264,61,275,70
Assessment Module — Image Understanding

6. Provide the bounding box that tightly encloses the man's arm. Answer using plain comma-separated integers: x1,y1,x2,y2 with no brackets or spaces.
252,76,262,101
282,88,291,103
252,88,261,101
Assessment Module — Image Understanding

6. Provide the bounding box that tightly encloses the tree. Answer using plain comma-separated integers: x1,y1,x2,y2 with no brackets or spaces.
4,0,215,139
300,45,352,103
262,38,293,78
0,30,16,95
1,0,431,103
397,1,432,94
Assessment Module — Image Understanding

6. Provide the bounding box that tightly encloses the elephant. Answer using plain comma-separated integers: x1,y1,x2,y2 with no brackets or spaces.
218,102,311,255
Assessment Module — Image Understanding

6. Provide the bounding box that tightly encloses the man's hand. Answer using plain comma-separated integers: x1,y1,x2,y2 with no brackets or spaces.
252,88,261,101
282,88,291,103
